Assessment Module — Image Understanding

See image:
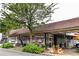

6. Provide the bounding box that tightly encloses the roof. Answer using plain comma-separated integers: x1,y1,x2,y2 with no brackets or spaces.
36,17,79,33
9,17,79,36
9,28,30,36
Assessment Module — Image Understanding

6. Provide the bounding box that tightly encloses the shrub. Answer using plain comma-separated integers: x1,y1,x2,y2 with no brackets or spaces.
42,44,45,48
2,42,14,48
22,43,44,54
0,46,2,48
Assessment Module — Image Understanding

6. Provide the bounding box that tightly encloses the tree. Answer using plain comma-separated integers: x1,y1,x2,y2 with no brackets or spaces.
1,3,58,43
0,13,25,46
0,13,23,34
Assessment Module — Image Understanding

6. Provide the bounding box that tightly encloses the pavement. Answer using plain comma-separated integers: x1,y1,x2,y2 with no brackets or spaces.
0,48,45,56
0,48,79,56
42,48,79,56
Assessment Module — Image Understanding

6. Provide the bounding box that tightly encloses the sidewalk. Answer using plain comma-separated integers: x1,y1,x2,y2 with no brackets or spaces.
42,48,79,56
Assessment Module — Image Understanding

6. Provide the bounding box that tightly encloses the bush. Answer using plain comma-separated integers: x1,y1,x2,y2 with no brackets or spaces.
42,44,46,48
22,43,44,54
2,42,14,48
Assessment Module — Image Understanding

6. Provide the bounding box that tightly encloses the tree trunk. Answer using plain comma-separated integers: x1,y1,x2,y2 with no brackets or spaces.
29,33,33,43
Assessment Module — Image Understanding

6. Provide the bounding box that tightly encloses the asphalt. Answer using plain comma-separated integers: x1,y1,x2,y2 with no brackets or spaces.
1,48,78,56
0,48,45,56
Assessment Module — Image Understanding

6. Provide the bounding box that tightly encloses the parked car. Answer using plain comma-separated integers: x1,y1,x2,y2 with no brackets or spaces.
75,40,79,48
1,35,8,43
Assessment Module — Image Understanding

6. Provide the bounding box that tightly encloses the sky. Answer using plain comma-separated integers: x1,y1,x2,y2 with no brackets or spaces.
50,0,79,22
0,0,79,23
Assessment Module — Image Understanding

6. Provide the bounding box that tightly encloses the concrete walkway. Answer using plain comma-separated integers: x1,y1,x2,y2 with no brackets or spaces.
63,49,79,56
42,48,79,56
0,48,44,56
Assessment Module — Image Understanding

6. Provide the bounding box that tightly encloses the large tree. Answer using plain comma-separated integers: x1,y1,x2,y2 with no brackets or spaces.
0,13,23,34
1,3,57,43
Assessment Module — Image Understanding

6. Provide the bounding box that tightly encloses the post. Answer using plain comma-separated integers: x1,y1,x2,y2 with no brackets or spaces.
51,34,54,47
53,34,59,54
19,35,24,47
44,33,47,49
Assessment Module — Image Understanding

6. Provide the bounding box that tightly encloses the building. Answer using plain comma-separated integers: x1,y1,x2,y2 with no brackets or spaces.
9,17,79,48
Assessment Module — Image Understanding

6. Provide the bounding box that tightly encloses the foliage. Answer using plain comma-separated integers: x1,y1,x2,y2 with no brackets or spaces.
42,44,46,48
22,43,44,54
0,45,2,48
1,3,58,42
0,13,23,34
2,42,14,48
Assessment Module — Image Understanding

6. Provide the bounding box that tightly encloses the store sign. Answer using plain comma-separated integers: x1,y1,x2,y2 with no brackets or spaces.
66,33,75,36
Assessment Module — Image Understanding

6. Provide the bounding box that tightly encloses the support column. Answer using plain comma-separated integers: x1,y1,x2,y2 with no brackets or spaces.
44,33,48,49
51,34,54,47
53,34,58,47
19,35,24,47
53,34,58,53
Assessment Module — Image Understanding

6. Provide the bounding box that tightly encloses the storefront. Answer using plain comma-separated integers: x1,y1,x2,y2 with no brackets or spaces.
9,17,79,49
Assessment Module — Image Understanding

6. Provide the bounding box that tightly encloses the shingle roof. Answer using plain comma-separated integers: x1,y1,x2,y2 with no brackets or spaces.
9,17,79,36
36,17,79,33
9,28,30,36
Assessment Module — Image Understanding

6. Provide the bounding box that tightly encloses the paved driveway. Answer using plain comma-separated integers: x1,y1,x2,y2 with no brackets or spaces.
0,48,44,56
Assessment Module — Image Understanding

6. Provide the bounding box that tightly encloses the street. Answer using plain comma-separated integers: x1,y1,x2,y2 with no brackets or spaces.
0,48,44,56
